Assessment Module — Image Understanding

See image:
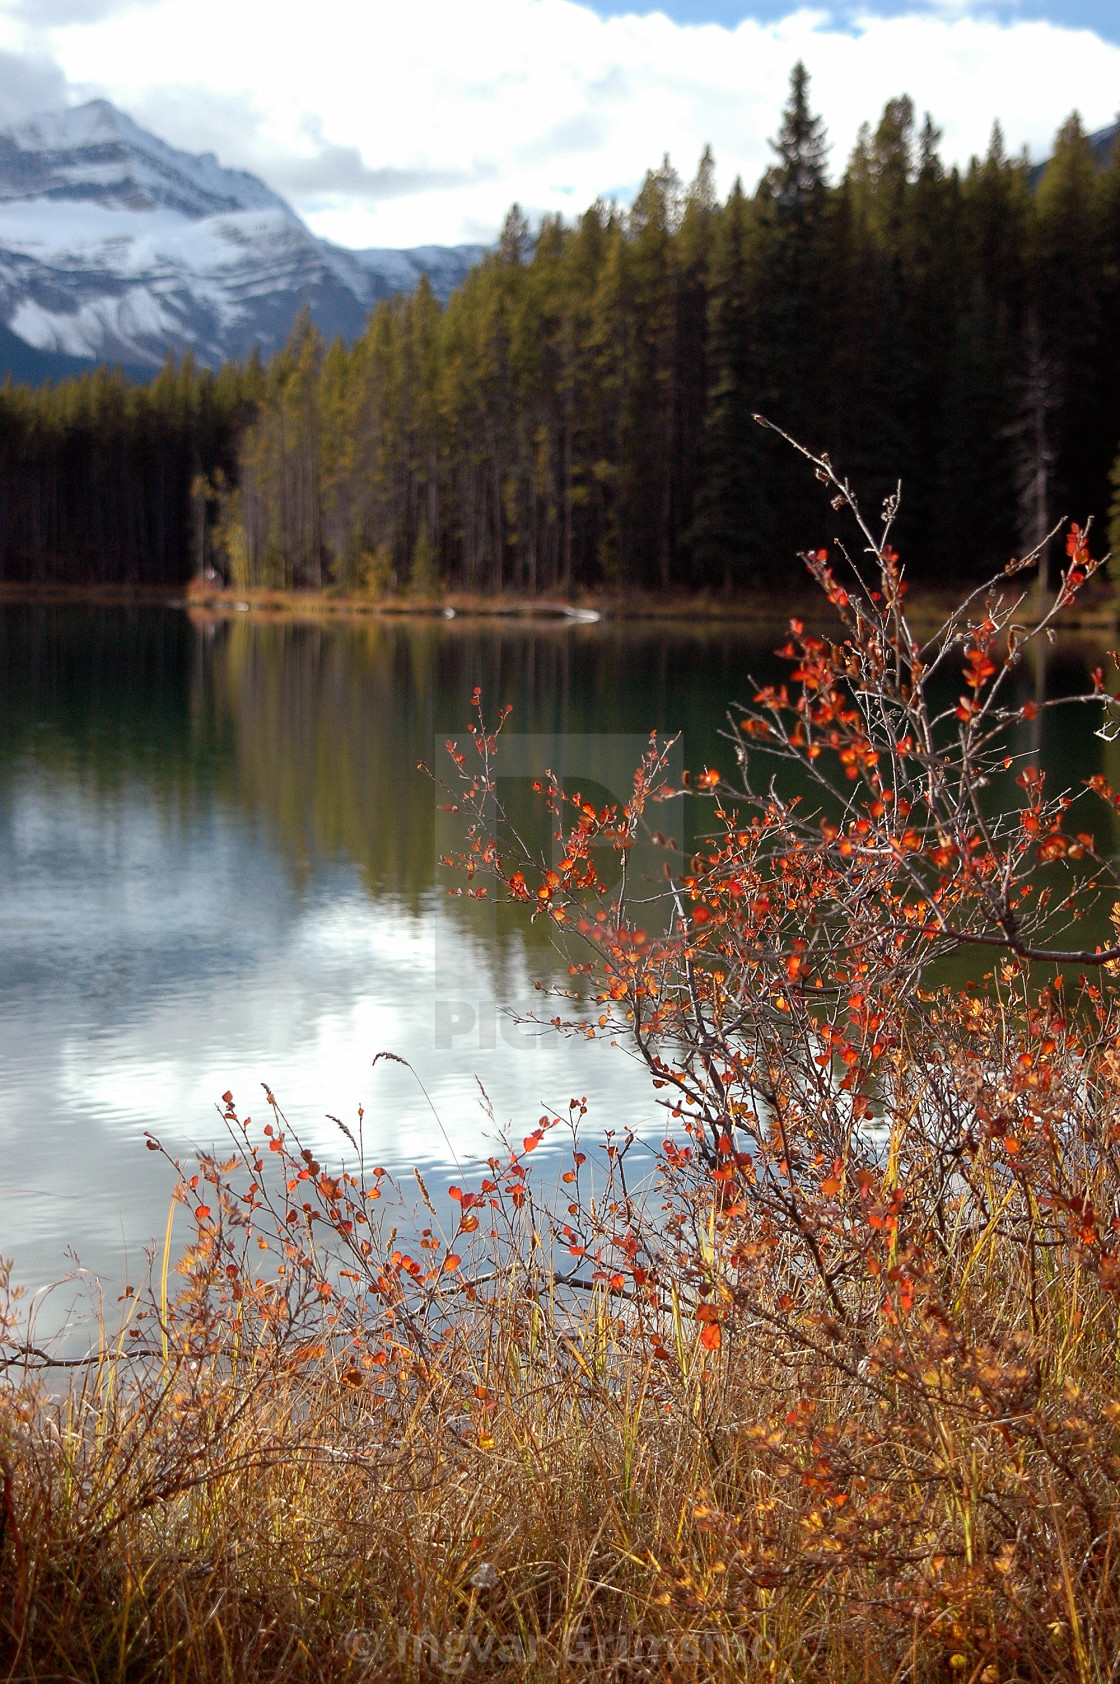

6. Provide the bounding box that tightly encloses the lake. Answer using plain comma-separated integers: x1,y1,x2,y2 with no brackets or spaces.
1,602,1115,1325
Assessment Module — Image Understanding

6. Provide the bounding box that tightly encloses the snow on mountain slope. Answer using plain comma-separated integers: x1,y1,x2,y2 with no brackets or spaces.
353,244,487,297
0,100,291,220
0,101,485,375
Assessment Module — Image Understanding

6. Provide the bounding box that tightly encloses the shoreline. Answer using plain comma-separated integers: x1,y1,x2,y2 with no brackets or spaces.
1,577,1116,633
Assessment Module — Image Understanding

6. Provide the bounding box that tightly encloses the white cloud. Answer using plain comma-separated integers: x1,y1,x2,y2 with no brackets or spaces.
0,44,68,121
1,0,1118,246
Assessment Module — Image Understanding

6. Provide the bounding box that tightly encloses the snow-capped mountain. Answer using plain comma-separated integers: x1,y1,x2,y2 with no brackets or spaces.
0,101,484,378
0,101,292,220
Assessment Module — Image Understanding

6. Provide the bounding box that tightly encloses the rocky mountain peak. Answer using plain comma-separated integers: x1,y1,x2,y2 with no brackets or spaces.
0,101,486,378
0,98,292,219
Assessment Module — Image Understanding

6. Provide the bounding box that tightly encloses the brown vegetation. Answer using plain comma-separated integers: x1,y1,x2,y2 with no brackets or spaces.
4,450,1120,1681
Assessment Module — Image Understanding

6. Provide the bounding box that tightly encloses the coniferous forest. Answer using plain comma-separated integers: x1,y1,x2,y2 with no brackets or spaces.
4,67,1120,596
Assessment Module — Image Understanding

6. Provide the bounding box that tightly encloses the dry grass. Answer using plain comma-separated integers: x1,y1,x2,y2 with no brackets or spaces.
2,1033,1120,1684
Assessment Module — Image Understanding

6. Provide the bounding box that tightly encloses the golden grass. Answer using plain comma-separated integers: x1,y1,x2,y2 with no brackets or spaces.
2,1091,1119,1684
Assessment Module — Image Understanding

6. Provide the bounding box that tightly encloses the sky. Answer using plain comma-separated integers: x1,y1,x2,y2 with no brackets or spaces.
0,0,1117,249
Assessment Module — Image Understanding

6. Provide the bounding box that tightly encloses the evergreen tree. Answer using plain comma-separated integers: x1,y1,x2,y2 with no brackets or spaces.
673,148,718,570
1034,115,1107,531
764,59,829,222
689,181,766,589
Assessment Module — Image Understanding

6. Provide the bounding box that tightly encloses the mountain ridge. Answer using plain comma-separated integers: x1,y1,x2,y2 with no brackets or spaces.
0,99,293,220
0,100,485,383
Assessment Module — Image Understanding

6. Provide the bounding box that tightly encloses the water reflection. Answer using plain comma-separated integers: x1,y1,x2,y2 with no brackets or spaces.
0,604,1116,1303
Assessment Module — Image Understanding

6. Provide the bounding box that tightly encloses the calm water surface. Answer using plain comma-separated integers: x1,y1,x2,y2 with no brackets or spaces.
0,604,1115,1315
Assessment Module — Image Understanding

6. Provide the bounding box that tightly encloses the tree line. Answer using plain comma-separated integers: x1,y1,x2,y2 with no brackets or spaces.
3,67,1120,595
0,357,259,586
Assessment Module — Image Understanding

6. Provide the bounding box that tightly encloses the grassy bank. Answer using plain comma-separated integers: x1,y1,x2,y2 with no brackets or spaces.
1,573,1117,634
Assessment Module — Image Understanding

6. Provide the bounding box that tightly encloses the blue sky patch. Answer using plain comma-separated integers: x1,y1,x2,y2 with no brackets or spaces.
583,0,1120,47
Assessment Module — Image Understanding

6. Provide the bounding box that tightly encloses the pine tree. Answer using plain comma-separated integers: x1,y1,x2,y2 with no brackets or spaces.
688,181,766,590
1095,120,1120,523
673,148,718,572
763,60,829,223
1033,114,1104,530
750,63,832,560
